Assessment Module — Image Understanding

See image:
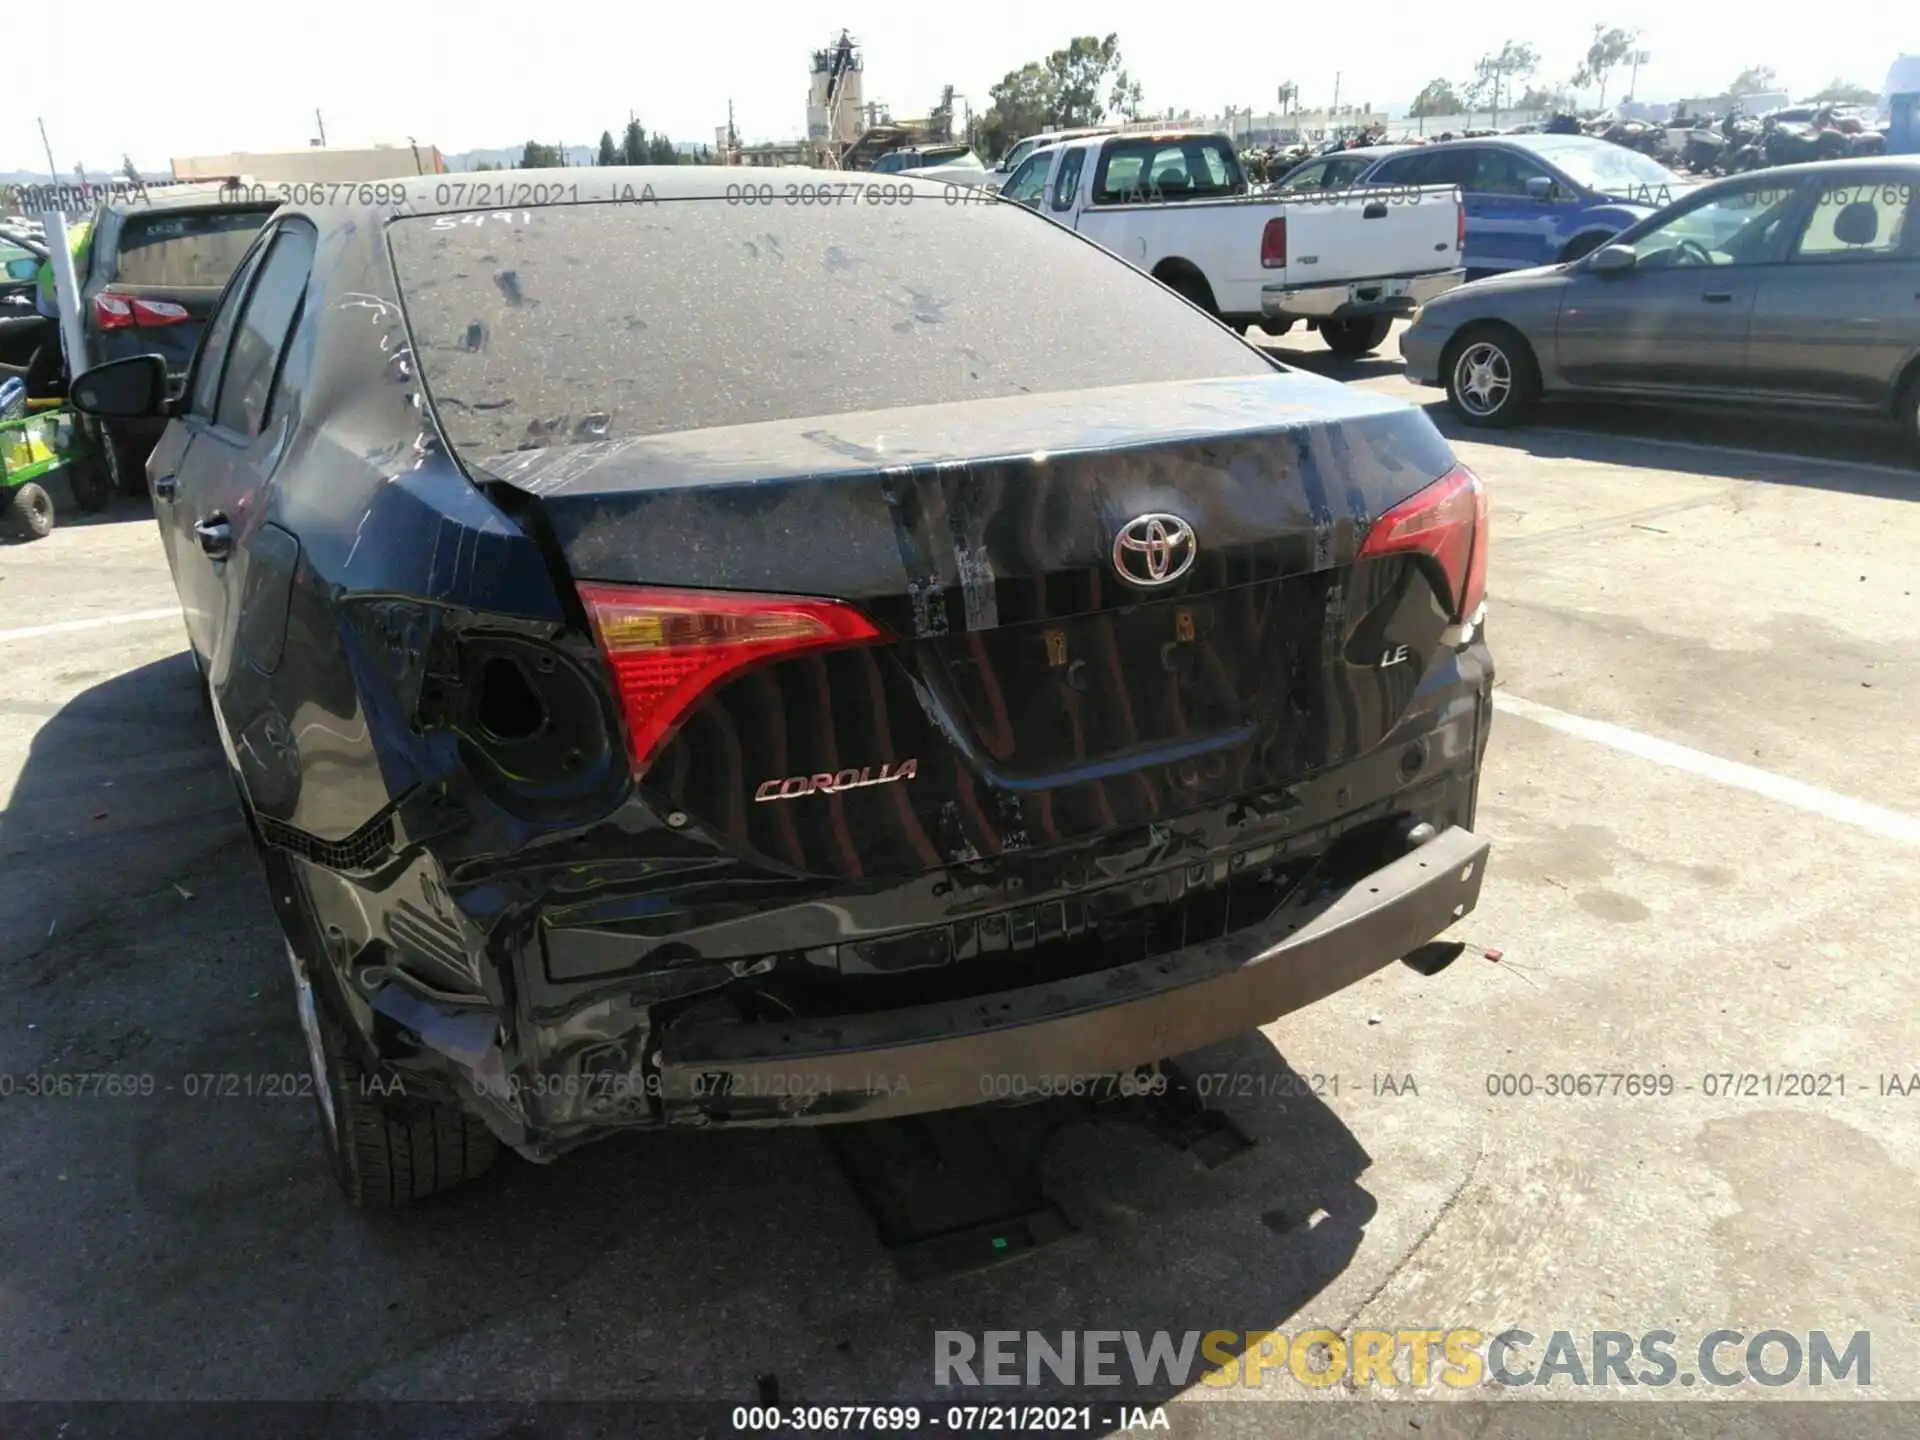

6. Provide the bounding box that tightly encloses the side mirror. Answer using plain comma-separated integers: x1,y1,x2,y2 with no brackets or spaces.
1588,244,1637,275
1524,175,1556,201
69,354,173,419
4,257,38,281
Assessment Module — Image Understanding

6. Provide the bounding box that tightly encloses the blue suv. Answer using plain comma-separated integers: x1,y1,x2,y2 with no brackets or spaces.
1356,135,1692,278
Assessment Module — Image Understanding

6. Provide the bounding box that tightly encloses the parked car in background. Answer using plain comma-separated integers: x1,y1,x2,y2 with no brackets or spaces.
1271,146,1413,194
983,127,1122,193
69,167,1493,1206
1355,135,1694,277
79,183,277,490
871,144,983,175
1000,129,1464,354
0,232,52,389
1400,157,1920,445
897,149,992,188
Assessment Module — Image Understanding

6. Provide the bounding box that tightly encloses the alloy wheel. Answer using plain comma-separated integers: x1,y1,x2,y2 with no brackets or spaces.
1453,342,1513,419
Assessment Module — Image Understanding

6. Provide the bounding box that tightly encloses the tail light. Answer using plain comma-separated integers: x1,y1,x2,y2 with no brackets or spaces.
92,294,191,330
1261,217,1287,269
577,584,886,773
92,295,134,330
1456,199,1467,253
1358,463,1488,629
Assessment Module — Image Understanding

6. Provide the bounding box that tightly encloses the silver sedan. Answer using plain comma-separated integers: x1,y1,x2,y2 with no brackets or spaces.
1398,157,1920,450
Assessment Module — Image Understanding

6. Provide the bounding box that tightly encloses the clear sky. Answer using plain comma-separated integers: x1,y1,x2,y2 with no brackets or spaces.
12,2,1914,171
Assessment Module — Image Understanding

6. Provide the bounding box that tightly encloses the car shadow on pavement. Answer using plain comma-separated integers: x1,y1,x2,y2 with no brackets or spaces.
0,660,1384,1408
1252,344,1405,386
0,651,241,970
1414,400,1920,499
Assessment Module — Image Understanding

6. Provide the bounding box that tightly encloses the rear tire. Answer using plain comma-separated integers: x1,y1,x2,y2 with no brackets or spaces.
4,481,54,539
1899,376,1920,462
1443,324,1540,428
1159,268,1219,318
1321,316,1394,356
289,941,500,1208
101,424,149,498
69,456,112,514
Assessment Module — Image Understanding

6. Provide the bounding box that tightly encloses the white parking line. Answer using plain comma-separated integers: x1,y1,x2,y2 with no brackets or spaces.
1495,692,1920,848
1527,426,1919,481
0,609,181,644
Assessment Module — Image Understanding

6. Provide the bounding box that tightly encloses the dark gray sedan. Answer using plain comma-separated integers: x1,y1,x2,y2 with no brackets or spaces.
1399,157,1920,449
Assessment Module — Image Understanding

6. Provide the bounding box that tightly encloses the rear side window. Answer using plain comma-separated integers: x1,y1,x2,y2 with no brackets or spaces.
389,196,1274,457
1276,162,1328,193
1368,155,1423,185
1792,180,1911,260
110,208,274,288
1372,151,1474,188
213,226,315,436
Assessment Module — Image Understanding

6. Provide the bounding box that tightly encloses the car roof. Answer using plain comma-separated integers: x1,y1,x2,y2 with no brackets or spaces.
267,166,1002,224
1054,129,1229,152
1396,134,1613,157
102,181,278,215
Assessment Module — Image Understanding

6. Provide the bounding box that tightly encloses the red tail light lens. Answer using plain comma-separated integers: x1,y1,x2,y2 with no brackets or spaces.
1261,217,1288,269
577,584,886,773
131,298,190,326
1358,463,1488,626
1456,198,1466,253
93,295,191,329
93,294,135,330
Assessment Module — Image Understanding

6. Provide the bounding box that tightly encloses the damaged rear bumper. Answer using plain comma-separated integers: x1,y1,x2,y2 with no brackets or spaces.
650,825,1489,1127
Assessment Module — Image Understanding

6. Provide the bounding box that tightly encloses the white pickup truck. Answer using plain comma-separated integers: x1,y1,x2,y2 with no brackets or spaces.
995,129,1466,354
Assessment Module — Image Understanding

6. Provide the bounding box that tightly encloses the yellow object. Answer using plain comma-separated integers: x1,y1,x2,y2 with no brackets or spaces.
2,432,53,469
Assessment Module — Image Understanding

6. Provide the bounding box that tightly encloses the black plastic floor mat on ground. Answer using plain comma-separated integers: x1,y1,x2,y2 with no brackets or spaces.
824,1063,1253,1280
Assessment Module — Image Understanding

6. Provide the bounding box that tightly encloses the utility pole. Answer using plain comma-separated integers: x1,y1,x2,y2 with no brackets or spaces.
1332,71,1341,117
315,108,328,146
1628,49,1650,102
37,117,56,182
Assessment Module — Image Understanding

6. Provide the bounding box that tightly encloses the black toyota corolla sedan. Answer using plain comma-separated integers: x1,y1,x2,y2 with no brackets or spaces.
70,169,1494,1207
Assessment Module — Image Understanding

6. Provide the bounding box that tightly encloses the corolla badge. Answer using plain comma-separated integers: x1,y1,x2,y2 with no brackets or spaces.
1112,513,1197,586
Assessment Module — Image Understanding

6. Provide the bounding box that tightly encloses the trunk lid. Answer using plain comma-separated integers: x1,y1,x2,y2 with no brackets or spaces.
475,372,1464,878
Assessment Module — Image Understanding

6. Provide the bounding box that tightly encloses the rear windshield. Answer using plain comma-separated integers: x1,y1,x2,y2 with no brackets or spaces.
1094,137,1240,204
112,208,274,288
388,193,1273,456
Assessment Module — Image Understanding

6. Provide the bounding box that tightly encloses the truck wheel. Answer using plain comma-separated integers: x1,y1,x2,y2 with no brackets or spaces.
287,941,499,1207
103,427,149,497
1160,269,1219,318
69,456,113,514
1899,369,1920,457
4,481,54,540
1443,325,1539,428
1321,316,1394,356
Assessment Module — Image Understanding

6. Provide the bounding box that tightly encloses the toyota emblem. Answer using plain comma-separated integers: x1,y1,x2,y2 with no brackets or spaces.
1112,513,1197,586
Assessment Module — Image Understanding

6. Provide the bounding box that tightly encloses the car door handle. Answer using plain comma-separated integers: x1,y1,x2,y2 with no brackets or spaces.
194,516,233,560
1702,292,1734,303
152,473,178,502
1363,202,1388,219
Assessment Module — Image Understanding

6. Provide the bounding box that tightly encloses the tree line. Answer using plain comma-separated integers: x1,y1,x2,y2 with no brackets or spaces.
975,35,1149,160
466,126,717,171
1409,35,1880,126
